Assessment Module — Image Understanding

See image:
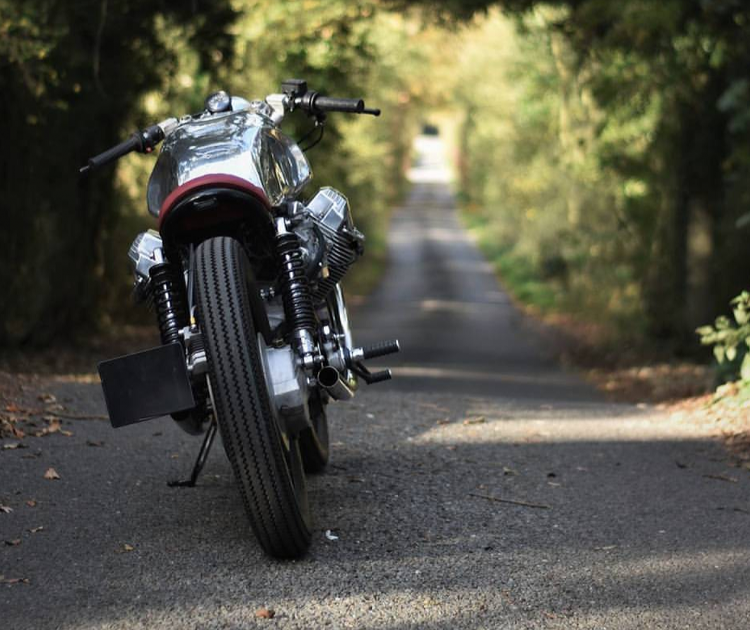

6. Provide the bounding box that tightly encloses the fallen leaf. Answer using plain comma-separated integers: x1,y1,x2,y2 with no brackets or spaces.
86,440,104,447
2,442,26,450
435,418,451,425
4,539,21,546
324,529,339,541
29,526,44,533
0,505,12,514
255,608,275,619
43,467,60,480
463,416,485,425
25,500,36,508
38,393,57,404
33,418,62,437
117,543,135,553
502,467,518,476
60,430,74,437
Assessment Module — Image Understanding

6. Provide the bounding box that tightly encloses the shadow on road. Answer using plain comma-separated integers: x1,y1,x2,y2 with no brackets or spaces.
2,381,748,629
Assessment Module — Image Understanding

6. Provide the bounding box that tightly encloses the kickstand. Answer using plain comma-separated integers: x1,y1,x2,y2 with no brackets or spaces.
168,419,218,488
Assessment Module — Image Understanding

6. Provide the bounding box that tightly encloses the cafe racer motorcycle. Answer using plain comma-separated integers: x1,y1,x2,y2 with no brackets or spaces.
83,80,400,558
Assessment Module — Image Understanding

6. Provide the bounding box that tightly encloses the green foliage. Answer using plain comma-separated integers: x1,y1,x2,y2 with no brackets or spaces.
0,0,235,346
445,1,750,348
0,1,428,345
452,10,645,334
117,1,430,297
697,291,750,384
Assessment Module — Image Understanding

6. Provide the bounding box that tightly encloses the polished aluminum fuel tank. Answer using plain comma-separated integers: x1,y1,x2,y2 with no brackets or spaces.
146,108,312,216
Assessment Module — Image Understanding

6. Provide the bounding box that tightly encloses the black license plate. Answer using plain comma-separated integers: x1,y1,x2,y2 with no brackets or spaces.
98,342,196,428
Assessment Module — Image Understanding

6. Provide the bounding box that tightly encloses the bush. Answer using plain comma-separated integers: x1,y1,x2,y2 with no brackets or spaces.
697,291,750,384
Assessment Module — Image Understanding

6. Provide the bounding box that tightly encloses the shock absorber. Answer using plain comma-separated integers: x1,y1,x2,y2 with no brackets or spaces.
149,262,189,346
276,218,317,362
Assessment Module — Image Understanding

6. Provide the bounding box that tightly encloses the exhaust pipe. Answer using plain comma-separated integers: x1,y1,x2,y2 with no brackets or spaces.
317,366,354,401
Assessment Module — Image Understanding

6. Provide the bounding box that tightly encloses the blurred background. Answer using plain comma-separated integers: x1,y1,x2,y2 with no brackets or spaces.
2,0,750,384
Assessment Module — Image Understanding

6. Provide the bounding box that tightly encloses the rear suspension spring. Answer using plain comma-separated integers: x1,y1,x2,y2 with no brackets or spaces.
276,231,316,343
149,262,189,345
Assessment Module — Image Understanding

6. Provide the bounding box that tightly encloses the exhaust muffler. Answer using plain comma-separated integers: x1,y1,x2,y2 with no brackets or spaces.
317,366,355,401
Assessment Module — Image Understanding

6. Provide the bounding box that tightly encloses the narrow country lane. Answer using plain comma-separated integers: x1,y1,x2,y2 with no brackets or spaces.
1,138,749,629
353,136,594,402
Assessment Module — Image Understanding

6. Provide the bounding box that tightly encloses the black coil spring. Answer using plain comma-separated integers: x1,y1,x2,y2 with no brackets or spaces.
276,231,316,334
149,262,188,345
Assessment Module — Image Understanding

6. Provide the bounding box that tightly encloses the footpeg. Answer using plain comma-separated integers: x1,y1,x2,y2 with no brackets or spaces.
352,340,400,362
367,369,392,384
348,339,399,386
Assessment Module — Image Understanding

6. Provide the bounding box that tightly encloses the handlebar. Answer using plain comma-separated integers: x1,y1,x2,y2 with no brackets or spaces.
283,79,380,117
81,80,380,175
80,122,170,175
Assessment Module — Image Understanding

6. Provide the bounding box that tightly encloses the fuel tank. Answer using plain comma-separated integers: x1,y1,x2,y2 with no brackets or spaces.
146,109,312,216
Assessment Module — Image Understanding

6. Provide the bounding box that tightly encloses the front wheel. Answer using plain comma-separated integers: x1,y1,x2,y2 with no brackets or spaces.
195,236,311,558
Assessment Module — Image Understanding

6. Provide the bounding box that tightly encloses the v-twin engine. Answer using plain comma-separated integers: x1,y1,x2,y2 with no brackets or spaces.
296,187,364,302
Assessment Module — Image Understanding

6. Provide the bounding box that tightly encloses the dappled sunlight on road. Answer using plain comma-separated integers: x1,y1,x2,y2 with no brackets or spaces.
413,410,706,445
392,365,582,388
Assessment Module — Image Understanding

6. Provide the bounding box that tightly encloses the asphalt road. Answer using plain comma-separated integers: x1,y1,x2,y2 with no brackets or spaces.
2,138,750,629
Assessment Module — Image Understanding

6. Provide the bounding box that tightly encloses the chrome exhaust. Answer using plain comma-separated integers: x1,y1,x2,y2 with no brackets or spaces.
317,366,355,401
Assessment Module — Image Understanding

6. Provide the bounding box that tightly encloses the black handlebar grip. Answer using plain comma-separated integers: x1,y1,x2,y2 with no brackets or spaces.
82,133,142,173
361,340,401,360
312,95,365,113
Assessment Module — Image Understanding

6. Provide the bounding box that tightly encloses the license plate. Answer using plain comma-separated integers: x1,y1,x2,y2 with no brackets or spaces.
98,342,195,428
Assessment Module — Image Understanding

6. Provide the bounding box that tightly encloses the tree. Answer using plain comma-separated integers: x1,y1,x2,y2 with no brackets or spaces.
0,0,235,346
403,0,750,344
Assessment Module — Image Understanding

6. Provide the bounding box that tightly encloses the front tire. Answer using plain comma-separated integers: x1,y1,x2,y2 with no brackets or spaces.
195,236,311,558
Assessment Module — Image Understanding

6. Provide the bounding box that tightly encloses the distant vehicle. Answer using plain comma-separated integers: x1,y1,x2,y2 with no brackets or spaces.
422,123,440,136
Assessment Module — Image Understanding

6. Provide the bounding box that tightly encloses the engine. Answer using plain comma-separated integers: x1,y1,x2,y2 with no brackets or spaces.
297,187,364,303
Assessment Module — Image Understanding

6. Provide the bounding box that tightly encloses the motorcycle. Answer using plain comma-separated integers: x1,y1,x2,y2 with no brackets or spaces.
82,80,400,558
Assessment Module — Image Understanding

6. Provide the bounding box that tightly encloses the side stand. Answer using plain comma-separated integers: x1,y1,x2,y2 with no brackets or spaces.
168,419,218,488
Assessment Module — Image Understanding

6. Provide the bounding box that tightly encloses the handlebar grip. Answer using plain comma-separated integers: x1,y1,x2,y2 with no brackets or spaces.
82,134,141,173
311,95,365,114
